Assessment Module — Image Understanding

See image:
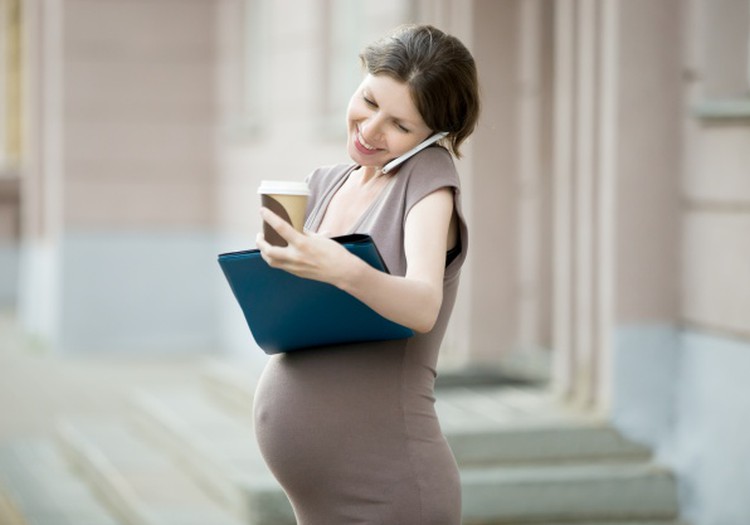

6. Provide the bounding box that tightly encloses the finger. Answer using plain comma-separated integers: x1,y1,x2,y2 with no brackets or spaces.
257,240,281,267
256,232,272,251
261,207,301,244
255,232,276,260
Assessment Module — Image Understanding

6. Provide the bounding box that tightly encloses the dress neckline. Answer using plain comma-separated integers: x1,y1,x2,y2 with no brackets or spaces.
307,165,396,236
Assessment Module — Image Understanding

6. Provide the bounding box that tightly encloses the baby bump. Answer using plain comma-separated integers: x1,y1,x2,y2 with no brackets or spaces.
253,345,407,482
252,344,461,523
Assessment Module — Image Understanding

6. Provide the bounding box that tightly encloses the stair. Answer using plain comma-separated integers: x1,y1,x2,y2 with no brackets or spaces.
1,358,685,525
0,437,123,525
120,367,680,525
56,418,245,525
128,386,293,524
437,387,652,466
462,462,677,523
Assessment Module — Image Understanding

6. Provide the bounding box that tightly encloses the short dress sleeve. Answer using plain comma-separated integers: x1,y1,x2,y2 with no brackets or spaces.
399,147,469,281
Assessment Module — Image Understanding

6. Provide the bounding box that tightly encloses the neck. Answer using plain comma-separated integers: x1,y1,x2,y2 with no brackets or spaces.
359,165,386,184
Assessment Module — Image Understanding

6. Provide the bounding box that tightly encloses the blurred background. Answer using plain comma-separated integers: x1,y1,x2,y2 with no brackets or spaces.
1,1,749,524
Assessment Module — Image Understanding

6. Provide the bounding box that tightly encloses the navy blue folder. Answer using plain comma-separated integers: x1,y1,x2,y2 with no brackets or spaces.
218,234,414,354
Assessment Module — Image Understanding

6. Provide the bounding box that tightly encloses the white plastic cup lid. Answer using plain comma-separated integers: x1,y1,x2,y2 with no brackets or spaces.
258,180,310,196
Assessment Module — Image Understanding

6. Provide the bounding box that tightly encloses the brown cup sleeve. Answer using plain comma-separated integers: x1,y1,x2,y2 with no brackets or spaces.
261,195,293,247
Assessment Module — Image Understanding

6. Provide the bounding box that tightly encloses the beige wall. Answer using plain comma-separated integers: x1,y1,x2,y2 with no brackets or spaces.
20,0,219,239
616,0,683,323
698,0,749,99
61,0,218,231
682,0,750,339
17,0,223,353
463,0,521,364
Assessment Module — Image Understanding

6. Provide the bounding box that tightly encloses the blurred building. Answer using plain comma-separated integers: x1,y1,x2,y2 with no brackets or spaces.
1,0,749,524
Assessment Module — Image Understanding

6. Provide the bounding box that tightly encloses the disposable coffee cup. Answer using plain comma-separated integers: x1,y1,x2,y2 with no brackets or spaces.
258,180,310,247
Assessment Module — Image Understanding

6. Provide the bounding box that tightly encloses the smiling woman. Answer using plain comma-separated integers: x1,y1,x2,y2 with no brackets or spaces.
252,24,480,525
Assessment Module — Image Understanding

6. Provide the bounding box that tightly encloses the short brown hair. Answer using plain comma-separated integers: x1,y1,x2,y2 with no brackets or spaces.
360,24,480,158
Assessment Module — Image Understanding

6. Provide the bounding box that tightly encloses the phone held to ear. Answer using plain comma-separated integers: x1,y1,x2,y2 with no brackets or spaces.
381,131,449,174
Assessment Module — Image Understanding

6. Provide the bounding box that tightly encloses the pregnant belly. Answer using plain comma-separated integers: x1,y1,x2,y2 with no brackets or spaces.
253,344,407,484
251,343,461,523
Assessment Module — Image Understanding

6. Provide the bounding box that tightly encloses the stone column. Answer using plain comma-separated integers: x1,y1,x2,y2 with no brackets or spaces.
553,0,617,408
552,0,575,397
516,0,546,353
17,0,64,343
551,0,680,413
461,0,521,365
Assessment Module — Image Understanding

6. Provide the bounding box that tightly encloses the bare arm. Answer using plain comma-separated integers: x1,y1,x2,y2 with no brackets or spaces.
256,187,454,333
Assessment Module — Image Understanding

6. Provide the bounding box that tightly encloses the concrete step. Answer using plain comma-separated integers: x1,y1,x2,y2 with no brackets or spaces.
56,418,246,525
437,387,651,465
0,437,123,525
130,387,295,524
461,462,679,524
493,523,686,525
132,385,678,525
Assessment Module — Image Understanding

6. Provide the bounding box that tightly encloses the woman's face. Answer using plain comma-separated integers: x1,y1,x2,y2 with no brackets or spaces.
346,74,433,169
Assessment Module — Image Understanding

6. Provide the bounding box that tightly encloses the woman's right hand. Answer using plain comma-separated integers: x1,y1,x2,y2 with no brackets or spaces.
256,207,357,287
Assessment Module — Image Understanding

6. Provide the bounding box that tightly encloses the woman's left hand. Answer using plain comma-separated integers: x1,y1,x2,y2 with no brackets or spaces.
256,207,352,285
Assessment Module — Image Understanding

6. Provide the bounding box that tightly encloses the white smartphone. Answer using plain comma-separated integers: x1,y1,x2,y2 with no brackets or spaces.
381,131,449,174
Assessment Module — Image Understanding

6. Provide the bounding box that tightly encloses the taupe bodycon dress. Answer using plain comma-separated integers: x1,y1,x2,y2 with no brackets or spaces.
253,147,468,525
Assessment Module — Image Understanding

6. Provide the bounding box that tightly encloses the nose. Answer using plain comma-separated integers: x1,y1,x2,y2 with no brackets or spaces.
360,117,385,144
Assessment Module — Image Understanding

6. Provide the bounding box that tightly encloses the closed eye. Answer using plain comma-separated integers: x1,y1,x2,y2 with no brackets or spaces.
363,95,377,107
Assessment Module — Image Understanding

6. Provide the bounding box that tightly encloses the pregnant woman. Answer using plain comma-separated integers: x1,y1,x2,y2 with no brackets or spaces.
253,24,481,524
